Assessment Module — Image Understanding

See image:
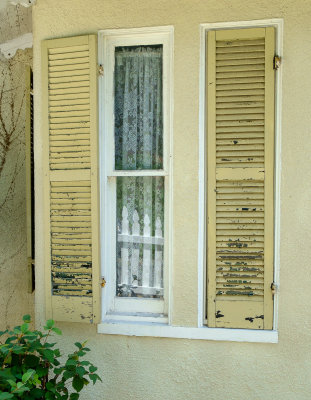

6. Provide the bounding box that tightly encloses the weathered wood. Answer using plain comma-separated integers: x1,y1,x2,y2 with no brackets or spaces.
207,27,275,329
43,35,99,323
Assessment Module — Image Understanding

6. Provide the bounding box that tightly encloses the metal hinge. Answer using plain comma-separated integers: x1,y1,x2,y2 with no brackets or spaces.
271,281,278,295
98,64,104,76
273,55,281,70
101,277,106,288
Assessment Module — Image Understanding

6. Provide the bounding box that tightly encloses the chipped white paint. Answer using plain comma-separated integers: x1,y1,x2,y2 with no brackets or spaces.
0,32,33,59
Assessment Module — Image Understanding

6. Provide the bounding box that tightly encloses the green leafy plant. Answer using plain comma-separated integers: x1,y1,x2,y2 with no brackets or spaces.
0,315,102,399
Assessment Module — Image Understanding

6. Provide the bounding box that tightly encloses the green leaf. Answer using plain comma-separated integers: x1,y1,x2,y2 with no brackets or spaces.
22,369,35,384
53,359,60,367
44,342,57,348
53,349,61,357
89,365,97,373
65,359,76,367
36,365,48,378
5,336,18,344
80,361,90,366
45,392,54,400
0,393,14,400
13,327,21,334
43,349,55,363
76,366,86,377
69,394,79,400
7,379,17,388
29,388,44,399
11,345,25,355
25,355,40,368
44,320,55,330
46,382,56,393
21,323,29,334
63,370,75,380
53,367,63,375
89,373,102,384
72,375,84,392
74,342,82,349
52,327,62,336
22,369,36,383
23,315,31,323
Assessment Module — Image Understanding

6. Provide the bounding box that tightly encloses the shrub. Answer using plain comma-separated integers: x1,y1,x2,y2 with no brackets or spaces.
0,315,101,399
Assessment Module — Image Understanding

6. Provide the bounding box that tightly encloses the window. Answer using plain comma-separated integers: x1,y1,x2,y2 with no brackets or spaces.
99,29,173,321
204,26,277,330
41,21,280,341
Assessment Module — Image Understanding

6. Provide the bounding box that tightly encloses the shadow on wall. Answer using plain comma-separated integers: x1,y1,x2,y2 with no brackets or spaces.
0,48,34,329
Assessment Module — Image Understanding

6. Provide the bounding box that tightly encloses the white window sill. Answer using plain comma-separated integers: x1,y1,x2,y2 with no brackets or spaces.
98,320,278,343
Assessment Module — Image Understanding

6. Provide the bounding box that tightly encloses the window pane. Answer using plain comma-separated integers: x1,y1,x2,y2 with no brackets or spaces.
114,45,163,170
116,176,164,299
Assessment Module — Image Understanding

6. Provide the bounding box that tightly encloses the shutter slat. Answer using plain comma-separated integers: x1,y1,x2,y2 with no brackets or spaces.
216,45,265,53
49,69,90,78
49,57,89,66
50,109,90,117
216,52,265,60
49,44,89,54
216,39,265,47
216,64,265,73
49,79,90,89
43,35,99,323
49,63,90,73
207,27,275,329
216,71,265,79
49,51,89,60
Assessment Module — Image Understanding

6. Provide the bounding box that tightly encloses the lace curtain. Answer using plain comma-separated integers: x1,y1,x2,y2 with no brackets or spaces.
114,45,164,299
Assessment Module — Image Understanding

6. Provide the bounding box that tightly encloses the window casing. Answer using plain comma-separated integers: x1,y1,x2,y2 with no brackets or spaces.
99,29,173,322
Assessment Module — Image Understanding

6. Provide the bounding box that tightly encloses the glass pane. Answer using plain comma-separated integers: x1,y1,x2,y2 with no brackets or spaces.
116,176,164,298
114,45,163,170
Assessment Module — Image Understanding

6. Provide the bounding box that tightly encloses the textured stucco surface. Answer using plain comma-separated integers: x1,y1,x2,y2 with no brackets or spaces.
0,48,34,329
33,0,311,399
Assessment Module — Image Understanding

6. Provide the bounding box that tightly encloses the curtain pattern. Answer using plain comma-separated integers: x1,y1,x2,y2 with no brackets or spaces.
114,45,164,298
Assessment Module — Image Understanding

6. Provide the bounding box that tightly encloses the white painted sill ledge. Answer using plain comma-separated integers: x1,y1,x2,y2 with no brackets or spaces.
98,321,278,343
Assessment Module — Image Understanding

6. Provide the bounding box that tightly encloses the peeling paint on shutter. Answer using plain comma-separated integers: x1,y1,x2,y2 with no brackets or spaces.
42,35,100,323
206,28,275,329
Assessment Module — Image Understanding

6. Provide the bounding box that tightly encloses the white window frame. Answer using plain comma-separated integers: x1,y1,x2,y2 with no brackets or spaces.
99,26,174,324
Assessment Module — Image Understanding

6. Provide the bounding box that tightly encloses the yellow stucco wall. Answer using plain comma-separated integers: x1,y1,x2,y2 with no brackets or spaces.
33,0,311,399
0,49,34,329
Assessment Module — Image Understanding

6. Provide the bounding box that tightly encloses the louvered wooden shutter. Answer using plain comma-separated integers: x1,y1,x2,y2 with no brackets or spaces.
206,28,275,329
42,35,100,323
